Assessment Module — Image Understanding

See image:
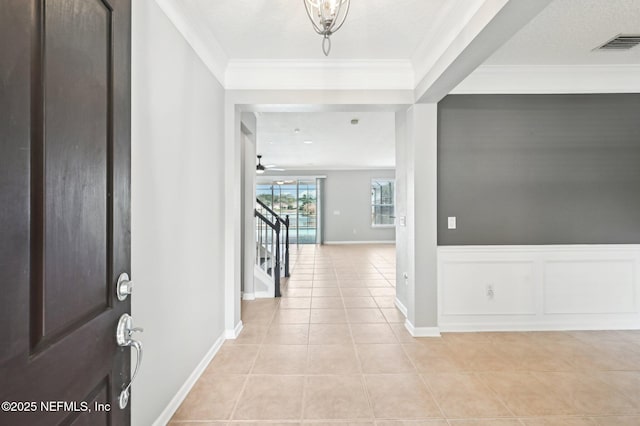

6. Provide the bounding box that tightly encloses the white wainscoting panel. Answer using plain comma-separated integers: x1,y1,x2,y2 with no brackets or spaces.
544,260,636,315
438,245,640,332
441,261,536,316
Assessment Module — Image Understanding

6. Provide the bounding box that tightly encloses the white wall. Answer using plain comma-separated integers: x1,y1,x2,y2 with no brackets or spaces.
132,1,226,424
324,170,395,243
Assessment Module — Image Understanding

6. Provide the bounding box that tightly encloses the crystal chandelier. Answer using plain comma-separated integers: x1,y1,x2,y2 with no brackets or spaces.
303,0,351,56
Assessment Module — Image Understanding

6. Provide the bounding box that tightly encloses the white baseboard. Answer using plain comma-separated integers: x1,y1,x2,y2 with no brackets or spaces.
242,292,255,301
225,320,244,339
438,244,640,332
324,240,395,245
404,319,441,337
440,321,640,333
395,297,408,318
254,291,272,299
152,331,226,426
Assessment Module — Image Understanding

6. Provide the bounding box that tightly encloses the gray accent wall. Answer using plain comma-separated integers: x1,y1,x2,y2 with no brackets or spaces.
438,94,640,245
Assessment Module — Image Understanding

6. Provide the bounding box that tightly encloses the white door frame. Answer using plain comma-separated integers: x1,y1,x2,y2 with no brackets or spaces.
223,90,414,336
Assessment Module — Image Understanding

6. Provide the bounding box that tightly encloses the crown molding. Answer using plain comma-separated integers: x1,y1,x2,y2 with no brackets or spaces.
452,64,640,94
414,0,556,102
225,60,414,90
154,0,228,85
153,1,640,96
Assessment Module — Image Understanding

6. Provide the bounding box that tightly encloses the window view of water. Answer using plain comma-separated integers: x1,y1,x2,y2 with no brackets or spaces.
257,179,318,244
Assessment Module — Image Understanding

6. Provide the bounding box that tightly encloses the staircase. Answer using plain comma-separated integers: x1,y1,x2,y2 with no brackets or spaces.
255,199,290,297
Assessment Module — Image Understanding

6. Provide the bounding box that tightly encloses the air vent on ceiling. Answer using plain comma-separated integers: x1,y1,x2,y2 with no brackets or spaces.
596,34,640,51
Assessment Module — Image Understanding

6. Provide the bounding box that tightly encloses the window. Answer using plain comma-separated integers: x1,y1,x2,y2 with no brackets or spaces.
371,178,395,227
256,179,318,244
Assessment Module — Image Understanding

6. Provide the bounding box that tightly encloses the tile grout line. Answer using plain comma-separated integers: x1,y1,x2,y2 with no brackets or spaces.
228,293,279,422
297,247,319,425
344,273,377,423
301,249,317,424
473,370,519,419
460,345,519,422
400,338,448,422
443,332,524,421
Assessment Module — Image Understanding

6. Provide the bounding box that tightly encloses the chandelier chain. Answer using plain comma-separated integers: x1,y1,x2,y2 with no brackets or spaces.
303,0,350,56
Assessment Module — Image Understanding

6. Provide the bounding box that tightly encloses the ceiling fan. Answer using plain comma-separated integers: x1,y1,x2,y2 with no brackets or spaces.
256,155,285,174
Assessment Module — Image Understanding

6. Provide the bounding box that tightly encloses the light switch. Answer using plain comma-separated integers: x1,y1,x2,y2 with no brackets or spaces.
399,216,406,227
333,210,341,215
447,216,457,230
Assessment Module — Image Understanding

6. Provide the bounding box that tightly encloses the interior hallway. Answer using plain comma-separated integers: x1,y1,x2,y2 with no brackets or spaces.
170,245,640,425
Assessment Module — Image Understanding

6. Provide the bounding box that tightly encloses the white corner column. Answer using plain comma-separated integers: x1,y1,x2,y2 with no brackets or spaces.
395,104,439,337
224,101,243,338
241,113,257,301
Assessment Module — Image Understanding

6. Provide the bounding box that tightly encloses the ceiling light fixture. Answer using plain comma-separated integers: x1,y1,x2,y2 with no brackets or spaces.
303,0,351,56
256,155,265,174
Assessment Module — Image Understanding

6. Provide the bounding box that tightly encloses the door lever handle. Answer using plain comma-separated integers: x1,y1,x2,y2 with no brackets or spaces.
116,314,143,409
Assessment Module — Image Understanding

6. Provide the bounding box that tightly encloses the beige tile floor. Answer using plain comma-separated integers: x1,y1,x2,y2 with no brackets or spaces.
170,244,640,426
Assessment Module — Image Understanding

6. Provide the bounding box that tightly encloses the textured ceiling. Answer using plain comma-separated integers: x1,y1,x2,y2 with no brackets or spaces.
486,0,640,65
256,112,395,170
181,0,447,59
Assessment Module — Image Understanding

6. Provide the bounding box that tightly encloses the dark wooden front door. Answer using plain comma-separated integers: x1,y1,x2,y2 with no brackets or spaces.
1,0,132,424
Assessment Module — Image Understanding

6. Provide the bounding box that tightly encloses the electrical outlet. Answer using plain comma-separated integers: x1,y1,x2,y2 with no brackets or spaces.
486,284,495,299
447,216,457,230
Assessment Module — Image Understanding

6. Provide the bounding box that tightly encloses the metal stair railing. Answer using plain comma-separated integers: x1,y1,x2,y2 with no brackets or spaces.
255,199,290,297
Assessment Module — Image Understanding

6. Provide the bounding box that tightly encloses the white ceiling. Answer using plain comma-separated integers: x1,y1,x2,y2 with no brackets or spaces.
256,112,395,170
486,0,640,65
182,0,447,60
